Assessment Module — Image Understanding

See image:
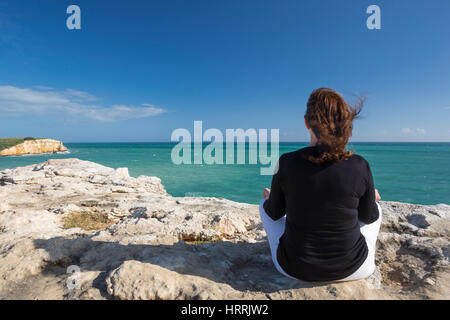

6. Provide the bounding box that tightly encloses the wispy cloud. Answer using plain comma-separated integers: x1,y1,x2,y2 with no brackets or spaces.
402,127,426,135
64,89,99,102
416,128,426,135
34,85,54,90
401,128,414,134
0,85,166,122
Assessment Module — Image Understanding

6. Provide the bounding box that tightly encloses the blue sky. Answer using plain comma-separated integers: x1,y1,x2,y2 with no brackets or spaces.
0,0,449,142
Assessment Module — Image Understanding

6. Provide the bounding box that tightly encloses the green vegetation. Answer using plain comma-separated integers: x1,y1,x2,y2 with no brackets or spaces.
0,137,38,152
61,211,115,231
181,234,223,245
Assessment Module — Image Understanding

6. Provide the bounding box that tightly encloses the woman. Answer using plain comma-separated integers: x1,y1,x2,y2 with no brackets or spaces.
260,88,382,282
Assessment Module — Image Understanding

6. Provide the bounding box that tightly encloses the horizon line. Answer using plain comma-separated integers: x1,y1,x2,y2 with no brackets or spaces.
61,141,450,144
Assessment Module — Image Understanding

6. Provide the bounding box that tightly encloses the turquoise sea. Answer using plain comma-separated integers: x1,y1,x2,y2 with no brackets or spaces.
0,143,449,205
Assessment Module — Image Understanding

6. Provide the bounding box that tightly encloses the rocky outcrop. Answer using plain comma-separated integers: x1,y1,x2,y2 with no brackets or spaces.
0,139,67,157
0,159,448,300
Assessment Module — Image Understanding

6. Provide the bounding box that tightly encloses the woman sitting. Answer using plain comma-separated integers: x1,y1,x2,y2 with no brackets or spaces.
260,88,382,282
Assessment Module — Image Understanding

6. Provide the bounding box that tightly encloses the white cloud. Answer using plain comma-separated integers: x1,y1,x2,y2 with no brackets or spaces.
64,89,99,102
416,128,426,135
402,127,426,135
401,128,414,134
34,85,55,90
0,85,166,122
85,104,166,122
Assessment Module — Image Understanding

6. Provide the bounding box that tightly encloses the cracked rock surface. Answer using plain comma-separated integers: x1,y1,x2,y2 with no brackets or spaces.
0,159,448,300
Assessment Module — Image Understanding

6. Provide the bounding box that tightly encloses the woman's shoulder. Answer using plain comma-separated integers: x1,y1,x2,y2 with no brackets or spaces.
347,153,371,169
279,148,371,169
280,147,314,161
278,147,315,167
348,152,366,161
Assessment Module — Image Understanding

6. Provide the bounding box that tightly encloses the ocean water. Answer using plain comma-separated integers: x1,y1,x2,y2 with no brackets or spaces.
0,142,448,205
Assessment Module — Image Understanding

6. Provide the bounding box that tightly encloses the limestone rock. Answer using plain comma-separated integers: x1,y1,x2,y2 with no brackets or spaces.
106,260,243,300
0,139,67,157
0,158,448,300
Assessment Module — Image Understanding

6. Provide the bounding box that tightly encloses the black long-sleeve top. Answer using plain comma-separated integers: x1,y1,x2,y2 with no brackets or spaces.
263,146,379,282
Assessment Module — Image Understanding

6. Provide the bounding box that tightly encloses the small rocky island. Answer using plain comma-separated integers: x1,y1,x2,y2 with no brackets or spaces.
0,159,448,300
0,138,67,157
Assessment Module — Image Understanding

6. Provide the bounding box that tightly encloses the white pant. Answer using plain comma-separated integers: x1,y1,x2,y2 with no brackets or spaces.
259,200,383,282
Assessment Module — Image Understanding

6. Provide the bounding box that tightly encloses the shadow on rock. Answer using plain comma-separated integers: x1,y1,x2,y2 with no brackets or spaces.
34,236,324,298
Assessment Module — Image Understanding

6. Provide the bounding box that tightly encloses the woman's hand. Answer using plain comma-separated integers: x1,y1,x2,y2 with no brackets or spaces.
375,189,381,201
263,188,271,199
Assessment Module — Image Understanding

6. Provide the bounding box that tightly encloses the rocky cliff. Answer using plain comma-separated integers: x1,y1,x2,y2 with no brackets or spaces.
0,139,67,157
0,159,448,300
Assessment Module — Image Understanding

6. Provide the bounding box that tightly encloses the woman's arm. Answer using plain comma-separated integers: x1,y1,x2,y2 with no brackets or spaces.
358,161,380,224
263,188,271,199
375,188,381,201
262,159,286,221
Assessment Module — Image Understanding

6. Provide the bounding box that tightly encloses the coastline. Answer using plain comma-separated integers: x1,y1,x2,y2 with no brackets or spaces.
0,138,68,157
0,150,71,158
1,142,449,206
0,158,448,300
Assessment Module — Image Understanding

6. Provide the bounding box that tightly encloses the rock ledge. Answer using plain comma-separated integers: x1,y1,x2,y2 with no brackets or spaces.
0,158,448,300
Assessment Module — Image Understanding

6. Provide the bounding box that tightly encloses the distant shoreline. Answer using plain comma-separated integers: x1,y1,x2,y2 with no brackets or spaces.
0,138,68,157
61,141,450,144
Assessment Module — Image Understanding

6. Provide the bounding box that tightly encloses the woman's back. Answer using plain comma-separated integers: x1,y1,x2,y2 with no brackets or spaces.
263,146,380,281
